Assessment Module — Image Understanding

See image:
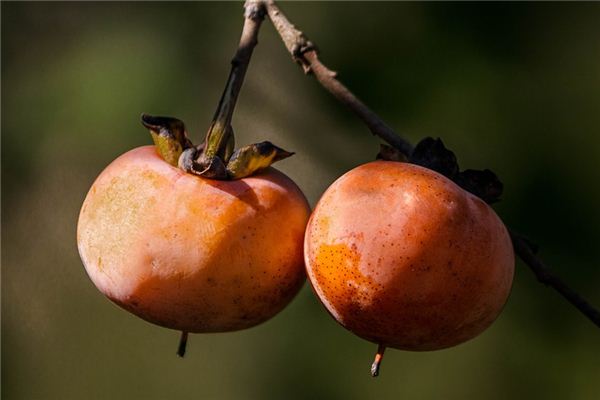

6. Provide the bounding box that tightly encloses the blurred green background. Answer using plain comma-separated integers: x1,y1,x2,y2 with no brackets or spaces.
2,2,600,399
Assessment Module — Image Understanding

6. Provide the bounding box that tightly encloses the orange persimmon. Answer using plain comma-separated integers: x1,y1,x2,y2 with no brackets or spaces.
304,161,514,354
78,145,310,334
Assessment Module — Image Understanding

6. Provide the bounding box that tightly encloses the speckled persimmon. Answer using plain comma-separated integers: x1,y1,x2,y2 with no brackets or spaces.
78,145,310,333
304,161,514,351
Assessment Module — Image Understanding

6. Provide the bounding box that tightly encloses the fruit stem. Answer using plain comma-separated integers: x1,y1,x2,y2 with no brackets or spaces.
177,331,189,358
370,344,386,377
200,1,266,164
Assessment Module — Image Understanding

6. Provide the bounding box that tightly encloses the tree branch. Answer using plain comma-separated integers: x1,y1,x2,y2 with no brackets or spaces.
261,0,600,329
208,0,265,132
211,0,266,128
194,0,266,178
262,0,414,158
510,231,600,327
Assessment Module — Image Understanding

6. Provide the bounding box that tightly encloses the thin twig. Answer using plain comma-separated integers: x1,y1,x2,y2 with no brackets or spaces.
261,0,600,329
262,0,414,158
511,231,600,327
210,0,266,128
177,331,189,357
194,0,266,177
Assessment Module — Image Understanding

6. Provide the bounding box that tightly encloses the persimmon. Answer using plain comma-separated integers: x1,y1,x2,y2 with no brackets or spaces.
304,160,514,375
79,115,310,359
78,144,309,342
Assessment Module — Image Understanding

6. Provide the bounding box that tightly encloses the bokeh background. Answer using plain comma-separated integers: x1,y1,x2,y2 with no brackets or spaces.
2,2,600,399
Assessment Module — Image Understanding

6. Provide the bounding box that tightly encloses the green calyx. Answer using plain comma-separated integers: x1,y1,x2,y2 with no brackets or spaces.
141,114,293,180
140,5,290,180
141,114,192,166
226,141,294,179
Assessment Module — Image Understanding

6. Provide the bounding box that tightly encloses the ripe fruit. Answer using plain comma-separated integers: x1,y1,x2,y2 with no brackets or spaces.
78,145,310,337
304,161,514,374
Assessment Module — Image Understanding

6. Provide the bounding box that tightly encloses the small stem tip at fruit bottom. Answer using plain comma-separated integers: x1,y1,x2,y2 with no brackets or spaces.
370,344,386,377
177,331,189,357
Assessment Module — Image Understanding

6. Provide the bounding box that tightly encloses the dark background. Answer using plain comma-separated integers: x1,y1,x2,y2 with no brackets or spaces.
2,2,599,399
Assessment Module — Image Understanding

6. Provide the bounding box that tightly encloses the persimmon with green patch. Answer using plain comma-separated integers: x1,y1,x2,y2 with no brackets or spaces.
78,113,309,356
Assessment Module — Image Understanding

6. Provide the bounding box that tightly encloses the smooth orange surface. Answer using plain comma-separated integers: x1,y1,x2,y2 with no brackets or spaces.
78,146,310,333
304,161,514,350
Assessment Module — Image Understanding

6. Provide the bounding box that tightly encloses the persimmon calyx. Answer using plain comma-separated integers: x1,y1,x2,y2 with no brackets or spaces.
142,114,294,180
177,140,293,180
226,141,294,179
141,114,192,166
409,137,459,179
378,136,504,204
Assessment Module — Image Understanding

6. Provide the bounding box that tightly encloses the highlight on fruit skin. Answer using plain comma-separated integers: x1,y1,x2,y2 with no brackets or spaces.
77,145,310,336
304,160,514,375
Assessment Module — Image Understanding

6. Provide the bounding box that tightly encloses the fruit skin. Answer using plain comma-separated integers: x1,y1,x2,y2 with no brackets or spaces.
78,145,310,333
304,161,514,351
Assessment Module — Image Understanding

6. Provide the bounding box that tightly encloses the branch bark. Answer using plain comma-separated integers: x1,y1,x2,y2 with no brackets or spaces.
260,0,600,329
206,0,265,138
263,0,414,158
511,231,600,327
195,0,265,178
212,0,266,127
